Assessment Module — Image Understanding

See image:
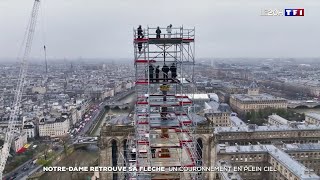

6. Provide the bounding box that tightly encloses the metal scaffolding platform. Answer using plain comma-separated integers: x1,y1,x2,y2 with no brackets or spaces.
127,26,202,180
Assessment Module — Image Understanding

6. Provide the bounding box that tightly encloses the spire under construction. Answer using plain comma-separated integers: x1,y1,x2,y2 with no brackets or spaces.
125,26,202,180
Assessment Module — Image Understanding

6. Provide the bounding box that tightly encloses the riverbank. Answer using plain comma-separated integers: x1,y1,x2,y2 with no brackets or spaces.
88,107,107,136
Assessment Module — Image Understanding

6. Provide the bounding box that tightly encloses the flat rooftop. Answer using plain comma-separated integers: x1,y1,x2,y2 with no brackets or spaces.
231,93,286,102
282,143,320,152
214,124,320,133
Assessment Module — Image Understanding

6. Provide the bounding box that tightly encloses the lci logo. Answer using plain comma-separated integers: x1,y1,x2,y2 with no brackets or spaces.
261,9,304,16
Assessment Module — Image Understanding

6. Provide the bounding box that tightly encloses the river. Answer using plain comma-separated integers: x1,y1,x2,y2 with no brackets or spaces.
117,92,135,104
291,107,320,114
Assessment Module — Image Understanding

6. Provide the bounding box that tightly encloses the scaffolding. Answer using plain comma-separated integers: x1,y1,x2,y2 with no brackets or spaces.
127,26,202,180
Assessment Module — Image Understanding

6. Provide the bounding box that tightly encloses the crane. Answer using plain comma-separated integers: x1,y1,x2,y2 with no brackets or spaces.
0,0,41,178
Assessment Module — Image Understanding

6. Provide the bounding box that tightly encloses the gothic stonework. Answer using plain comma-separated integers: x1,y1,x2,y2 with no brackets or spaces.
99,122,216,180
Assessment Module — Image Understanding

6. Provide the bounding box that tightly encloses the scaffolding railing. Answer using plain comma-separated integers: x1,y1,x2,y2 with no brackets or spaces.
134,27,195,40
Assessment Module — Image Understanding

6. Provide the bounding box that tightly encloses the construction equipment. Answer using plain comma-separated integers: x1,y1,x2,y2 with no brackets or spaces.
0,0,41,178
125,26,202,180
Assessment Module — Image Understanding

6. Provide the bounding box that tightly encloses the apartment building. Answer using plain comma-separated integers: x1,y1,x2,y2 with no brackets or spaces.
38,116,70,137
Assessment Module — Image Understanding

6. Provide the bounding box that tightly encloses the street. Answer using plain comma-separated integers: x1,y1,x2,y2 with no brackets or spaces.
3,101,105,180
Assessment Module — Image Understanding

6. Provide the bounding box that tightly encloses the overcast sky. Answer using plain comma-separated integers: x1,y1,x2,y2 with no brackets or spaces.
0,0,319,60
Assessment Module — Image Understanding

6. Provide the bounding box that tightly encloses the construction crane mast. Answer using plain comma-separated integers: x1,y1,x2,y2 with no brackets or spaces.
0,0,41,178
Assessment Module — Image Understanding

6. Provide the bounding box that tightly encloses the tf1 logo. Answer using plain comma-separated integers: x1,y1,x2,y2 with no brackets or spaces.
261,9,304,16
285,9,304,16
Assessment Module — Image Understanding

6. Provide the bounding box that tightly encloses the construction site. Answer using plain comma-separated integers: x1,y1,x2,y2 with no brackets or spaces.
99,26,204,180
129,26,201,179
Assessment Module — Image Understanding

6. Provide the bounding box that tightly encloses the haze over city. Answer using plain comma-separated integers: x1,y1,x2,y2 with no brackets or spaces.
0,0,320,60
2,0,320,180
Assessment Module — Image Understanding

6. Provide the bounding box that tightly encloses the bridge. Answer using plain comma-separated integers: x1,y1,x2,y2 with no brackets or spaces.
104,88,135,110
73,136,98,148
288,100,320,108
104,102,132,110
105,88,134,103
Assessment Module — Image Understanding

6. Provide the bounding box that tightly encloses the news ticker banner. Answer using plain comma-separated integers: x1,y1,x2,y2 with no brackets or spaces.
43,166,277,172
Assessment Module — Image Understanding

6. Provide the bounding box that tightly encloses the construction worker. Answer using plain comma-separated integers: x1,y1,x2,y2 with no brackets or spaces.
137,25,143,39
156,27,161,38
166,24,172,38
137,25,143,53
151,148,156,158
162,64,169,82
155,65,160,82
170,63,177,80
149,65,154,82
138,43,142,53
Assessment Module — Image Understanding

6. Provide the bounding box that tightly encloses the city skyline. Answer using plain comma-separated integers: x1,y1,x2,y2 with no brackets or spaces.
1,1,320,179
0,0,319,60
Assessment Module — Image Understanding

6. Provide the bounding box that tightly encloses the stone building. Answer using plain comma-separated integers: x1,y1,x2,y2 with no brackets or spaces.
98,116,134,180
38,116,69,137
229,81,288,115
214,123,320,145
99,118,216,180
99,117,320,179
305,112,320,125
268,114,290,125
204,101,232,127
216,144,319,180
281,143,320,175
23,120,36,138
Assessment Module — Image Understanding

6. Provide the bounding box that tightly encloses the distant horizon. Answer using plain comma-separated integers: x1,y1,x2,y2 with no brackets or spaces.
1,57,320,64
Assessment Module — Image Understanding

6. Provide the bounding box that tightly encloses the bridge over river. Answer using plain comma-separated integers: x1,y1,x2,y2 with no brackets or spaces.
73,136,98,149
288,100,320,109
104,89,135,110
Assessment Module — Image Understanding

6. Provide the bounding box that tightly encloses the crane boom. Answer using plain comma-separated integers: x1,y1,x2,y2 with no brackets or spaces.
0,0,41,178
